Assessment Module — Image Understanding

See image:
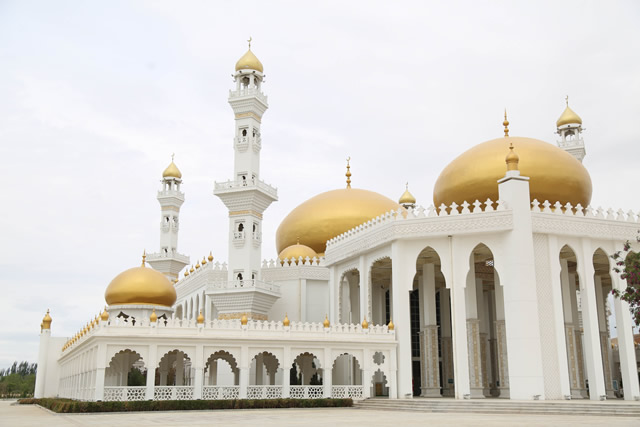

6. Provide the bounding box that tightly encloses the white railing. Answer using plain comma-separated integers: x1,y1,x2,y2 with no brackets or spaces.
103,386,146,402
154,386,194,400
208,279,280,294
331,385,364,400
531,199,640,222
290,385,324,399
229,87,267,103
202,385,240,400
246,385,283,399
213,178,278,199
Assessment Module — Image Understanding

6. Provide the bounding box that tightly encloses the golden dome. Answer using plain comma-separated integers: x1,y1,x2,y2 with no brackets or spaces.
241,314,248,325
208,252,214,262
41,310,52,330
433,136,592,209
278,242,318,263
235,49,263,73
104,262,177,307
362,317,369,329
557,105,582,127
323,315,330,328
399,184,416,205
162,160,182,179
150,309,158,323
276,188,400,255
283,313,290,327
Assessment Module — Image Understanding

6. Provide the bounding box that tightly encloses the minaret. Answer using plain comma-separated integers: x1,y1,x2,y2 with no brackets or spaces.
34,310,52,398
214,39,278,283
556,96,585,162
146,156,190,280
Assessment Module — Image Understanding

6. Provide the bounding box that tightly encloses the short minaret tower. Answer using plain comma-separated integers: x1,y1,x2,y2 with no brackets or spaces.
146,156,190,280
34,310,52,398
556,96,585,162
214,39,278,284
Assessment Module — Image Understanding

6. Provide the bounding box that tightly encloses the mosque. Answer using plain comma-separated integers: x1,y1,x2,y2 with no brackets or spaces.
34,43,640,402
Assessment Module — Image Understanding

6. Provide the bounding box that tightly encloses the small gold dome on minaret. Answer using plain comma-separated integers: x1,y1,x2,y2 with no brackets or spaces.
41,310,52,330
150,308,158,323
557,96,582,127
283,313,290,327
503,109,510,137
241,314,248,325
208,252,214,262
235,37,264,73
506,142,519,171
197,310,205,324
162,154,182,179
398,183,416,206
323,315,330,328
362,317,369,329
388,318,394,331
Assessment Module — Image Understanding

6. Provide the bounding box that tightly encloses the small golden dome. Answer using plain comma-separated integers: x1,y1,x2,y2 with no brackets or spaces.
283,313,290,327
362,317,369,329
433,136,592,208
41,310,52,330
104,259,177,307
197,310,205,324
208,252,214,262
150,309,158,323
235,48,263,73
278,242,318,264
184,269,189,277
398,183,416,205
557,101,582,127
241,314,248,325
195,261,201,269
202,256,207,265
162,159,182,179
276,188,400,255
505,143,519,171
388,318,394,331
190,266,195,273
323,315,330,328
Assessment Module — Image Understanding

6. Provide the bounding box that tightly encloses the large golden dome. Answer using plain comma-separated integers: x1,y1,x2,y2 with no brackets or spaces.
433,136,592,209
105,262,177,307
276,188,400,255
235,49,263,73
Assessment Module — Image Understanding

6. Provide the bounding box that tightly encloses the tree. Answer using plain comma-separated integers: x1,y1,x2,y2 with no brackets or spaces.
611,233,640,326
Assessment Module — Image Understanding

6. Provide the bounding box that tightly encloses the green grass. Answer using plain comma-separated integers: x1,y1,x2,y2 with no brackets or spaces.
18,397,353,413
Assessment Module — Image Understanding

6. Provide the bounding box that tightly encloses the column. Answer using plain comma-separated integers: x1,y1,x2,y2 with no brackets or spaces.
450,248,471,399
440,288,454,397
193,344,204,399
359,255,371,322
465,269,484,398
255,353,264,384
611,273,640,400
569,272,588,396
145,344,157,400
283,347,291,398
479,290,491,397
323,351,333,398
595,276,615,398
560,258,582,398
391,241,415,398
419,263,441,397
239,346,248,398
494,284,509,398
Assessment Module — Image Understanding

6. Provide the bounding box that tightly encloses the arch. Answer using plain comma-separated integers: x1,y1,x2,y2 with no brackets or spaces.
339,268,360,324
332,352,362,385
155,349,192,386
105,349,146,387
370,257,392,326
205,350,239,386
290,352,323,386
250,351,282,385
371,369,389,397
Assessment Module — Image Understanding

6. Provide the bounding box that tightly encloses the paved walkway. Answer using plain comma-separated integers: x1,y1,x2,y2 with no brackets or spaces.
1,400,638,427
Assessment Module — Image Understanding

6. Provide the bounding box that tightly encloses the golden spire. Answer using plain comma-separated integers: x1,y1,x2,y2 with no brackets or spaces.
506,142,519,171
195,260,201,269
323,314,330,328
202,256,207,265
388,318,394,331
247,36,252,49
283,313,290,327
362,316,369,329
141,250,146,267
241,314,248,325
189,265,194,273
101,307,109,321
345,157,352,189
208,252,214,262
41,309,52,330
503,109,510,137
150,308,158,323
184,268,189,277
197,310,205,324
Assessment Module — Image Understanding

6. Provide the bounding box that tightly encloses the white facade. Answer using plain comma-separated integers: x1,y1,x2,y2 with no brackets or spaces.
34,47,640,403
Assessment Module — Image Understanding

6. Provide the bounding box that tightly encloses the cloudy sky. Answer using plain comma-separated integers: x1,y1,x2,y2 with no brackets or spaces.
1,1,638,368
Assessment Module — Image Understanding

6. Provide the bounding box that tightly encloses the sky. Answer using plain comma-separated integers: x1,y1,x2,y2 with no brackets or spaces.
0,1,639,369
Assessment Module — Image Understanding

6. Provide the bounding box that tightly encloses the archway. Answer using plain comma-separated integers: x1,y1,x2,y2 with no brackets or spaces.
154,350,193,400
371,369,389,397
332,353,363,399
370,257,392,326
592,248,617,398
103,349,147,401
203,350,240,399
339,269,360,323
248,351,282,399
290,352,323,398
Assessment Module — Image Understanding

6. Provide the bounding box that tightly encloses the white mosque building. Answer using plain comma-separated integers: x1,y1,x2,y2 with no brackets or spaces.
34,44,640,403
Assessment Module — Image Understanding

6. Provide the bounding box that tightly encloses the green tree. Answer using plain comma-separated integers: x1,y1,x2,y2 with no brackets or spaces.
611,234,640,326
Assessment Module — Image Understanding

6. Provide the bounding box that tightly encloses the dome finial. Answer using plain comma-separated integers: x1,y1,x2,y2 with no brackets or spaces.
345,157,352,189
162,155,182,179
565,95,569,107
505,142,519,171
503,109,510,137
41,309,52,330
208,251,214,262
399,182,417,207
141,250,146,267
247,36,252,50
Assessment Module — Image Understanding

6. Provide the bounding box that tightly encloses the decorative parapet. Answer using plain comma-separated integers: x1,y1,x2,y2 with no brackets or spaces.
146,251,189,265
261,257,329,282
229,87,268,104
213,178,278,199
325,200,512,264
530,199,640,240
207,279,280,295
175,261,227,298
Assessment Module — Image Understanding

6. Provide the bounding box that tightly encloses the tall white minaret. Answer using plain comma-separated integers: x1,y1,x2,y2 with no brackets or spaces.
146,156,190,280
214,39,278,284
556,96,585,162
34,310,52,398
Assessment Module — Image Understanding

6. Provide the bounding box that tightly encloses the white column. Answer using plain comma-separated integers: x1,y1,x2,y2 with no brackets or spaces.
595,276,615,398
359,255,370,322
193,344,204,399
323,351,333,398
283,347,291,398
145,344,157,400
391,241,415,398
611,273,640,400
440,289,454,397
239,346,249,398
34,329,50,398
420,263,441,397
579,239,607,400
465,265,484,398
494,284,509,398
450,245,471,399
